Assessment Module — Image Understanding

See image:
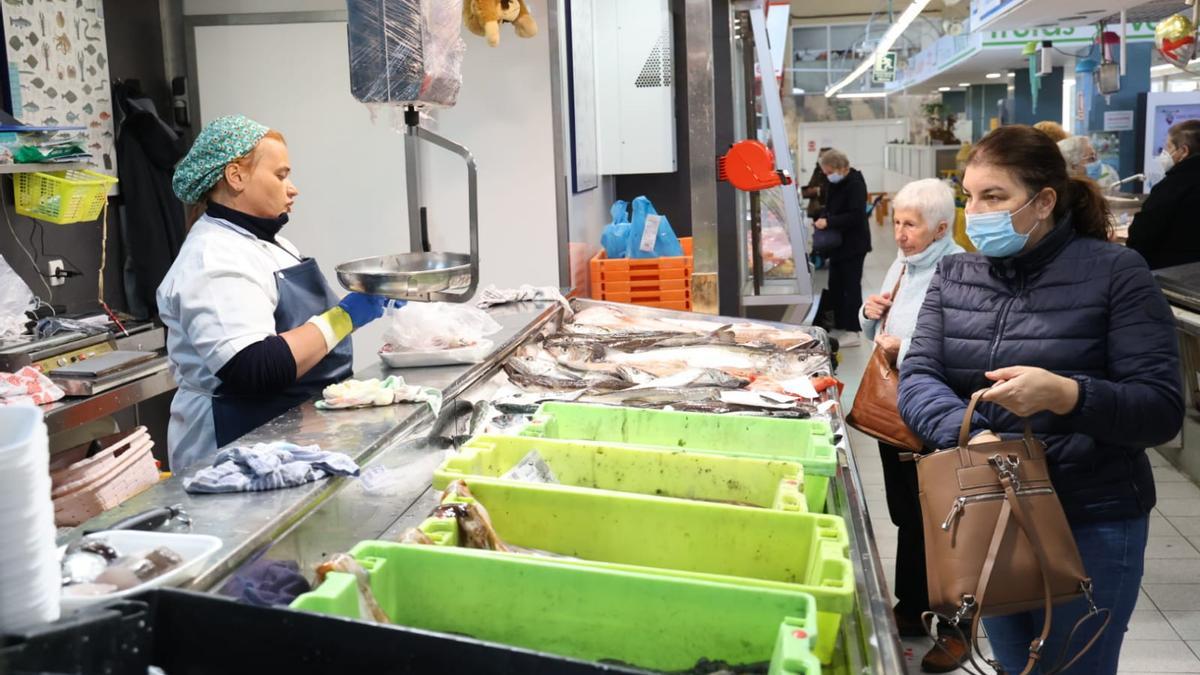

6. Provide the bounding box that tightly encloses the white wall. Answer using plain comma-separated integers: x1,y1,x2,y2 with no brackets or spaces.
189,1,571,369
797,119,908,194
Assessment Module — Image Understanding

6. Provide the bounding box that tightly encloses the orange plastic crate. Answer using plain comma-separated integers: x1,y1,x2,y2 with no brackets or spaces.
598,288,690,304
642,298,693,311
590,238,693,301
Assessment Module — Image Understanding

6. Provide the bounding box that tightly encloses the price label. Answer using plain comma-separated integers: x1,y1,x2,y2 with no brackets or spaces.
639,214,661,253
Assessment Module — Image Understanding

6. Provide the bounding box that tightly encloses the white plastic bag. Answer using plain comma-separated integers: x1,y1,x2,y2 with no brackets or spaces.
0,254,35,339
383,302,502,351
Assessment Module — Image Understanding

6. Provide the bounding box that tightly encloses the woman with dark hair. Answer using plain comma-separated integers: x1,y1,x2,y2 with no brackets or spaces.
1127,119,1200,269
898,125,1183,674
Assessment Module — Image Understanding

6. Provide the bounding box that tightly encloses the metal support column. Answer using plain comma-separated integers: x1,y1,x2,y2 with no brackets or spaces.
684,0,720,315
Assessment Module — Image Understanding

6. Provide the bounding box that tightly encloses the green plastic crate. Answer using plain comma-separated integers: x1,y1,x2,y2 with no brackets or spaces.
440,479,853,663
521,403,838,513
292,542,821,673
435,434,807,511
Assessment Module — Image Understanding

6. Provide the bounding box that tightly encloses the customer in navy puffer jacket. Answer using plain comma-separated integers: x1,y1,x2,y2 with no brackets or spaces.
898,125,1183,675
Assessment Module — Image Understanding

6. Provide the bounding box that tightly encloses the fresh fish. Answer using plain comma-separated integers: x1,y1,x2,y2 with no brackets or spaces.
492,390,583,415
622,368,750,391
553,342,805,380
567,305,816,350
9,15,31,28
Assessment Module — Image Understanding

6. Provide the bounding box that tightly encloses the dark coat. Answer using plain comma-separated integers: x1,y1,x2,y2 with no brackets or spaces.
821,168,871,260
114,87,188,319
1128,155,1200,270
898,217,1183,524
801,162,828,218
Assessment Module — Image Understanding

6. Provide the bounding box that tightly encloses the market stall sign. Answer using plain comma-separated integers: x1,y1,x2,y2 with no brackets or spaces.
1104,110,1135,132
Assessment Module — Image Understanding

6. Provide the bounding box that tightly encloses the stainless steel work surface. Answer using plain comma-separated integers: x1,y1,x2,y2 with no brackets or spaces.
57,301,560,591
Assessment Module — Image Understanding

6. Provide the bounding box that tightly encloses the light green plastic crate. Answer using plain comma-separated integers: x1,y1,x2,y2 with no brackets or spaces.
292,542,821,673
521,402,838,513
435,434,807,511
441,479,853,663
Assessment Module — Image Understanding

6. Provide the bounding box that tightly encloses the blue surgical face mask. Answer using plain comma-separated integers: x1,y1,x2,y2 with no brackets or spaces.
826,171,845,184
1084,161,1103,180
965,195,1041,258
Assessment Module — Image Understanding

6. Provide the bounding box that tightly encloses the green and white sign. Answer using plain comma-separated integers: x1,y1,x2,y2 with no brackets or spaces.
873,51,897,83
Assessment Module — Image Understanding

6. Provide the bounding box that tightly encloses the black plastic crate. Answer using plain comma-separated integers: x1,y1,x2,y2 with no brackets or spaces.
0,588,644,675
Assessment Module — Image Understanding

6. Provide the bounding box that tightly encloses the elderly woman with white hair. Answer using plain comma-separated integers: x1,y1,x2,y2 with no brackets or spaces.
1058,135,1119,190
859,178,966,672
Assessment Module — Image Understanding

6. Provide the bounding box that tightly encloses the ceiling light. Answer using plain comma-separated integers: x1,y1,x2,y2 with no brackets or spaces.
826,0,933,98
835,91,888,99
1006,72,1015,77
938,86,952,91
958,82,971,87
986,72,1002,79
792,88,806,94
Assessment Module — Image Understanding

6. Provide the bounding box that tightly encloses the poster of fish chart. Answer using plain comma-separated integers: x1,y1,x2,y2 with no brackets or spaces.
2,0,116,178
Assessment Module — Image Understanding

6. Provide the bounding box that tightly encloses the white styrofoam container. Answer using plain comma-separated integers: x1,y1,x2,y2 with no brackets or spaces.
59,530,222,612
378,339,494,368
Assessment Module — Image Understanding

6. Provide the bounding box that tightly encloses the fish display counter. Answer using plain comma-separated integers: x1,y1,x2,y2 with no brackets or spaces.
61,299,905,674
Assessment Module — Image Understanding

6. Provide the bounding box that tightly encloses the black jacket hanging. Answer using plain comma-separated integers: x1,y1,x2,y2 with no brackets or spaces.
113,83,188,319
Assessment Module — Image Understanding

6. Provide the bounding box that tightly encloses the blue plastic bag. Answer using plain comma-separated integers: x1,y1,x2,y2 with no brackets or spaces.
601,200,631,259
626,196,683,259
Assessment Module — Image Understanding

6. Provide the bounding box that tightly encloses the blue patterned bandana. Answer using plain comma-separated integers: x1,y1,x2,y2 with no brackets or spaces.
172,114,269,203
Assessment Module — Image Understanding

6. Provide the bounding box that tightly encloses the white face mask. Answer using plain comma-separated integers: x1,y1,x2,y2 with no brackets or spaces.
1158,150,1176,173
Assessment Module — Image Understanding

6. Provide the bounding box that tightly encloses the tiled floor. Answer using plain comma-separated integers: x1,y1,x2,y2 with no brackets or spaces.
830,221,1200,673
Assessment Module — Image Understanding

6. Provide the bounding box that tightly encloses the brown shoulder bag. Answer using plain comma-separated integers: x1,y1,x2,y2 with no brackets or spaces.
846,271,923,452
917,390,1110,675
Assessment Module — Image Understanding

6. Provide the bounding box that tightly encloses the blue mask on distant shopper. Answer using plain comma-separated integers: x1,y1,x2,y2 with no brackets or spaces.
965,195,1041,258
1084,161,1103,180
827,172,845,184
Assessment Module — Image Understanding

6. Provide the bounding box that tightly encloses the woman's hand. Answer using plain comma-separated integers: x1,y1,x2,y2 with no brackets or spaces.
874,334,901,361
981,366,1079,417
863,292,892,320
814,218,828,230
968,431,1003,445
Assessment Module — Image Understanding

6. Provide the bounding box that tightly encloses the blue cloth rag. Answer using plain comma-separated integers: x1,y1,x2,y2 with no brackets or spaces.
183,442,360,494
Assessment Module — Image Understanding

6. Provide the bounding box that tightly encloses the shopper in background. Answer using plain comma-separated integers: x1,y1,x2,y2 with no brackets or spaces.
813,148,871,347
1033,119,1070,143
1128,119,1200,269
899,125,1183,674
860,178,966,673
801,146,832,219
1058,135,1119,190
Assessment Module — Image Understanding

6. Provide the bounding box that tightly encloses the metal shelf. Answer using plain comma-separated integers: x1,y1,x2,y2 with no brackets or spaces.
0,162,91,174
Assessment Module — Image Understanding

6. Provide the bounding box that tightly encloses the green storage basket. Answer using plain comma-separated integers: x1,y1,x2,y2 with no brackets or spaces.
435,434,807,512
439,479,853,663
521,403,838,513
292,542,821,673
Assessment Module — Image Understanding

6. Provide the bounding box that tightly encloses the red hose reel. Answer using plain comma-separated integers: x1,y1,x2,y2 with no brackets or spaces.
717,139,793,192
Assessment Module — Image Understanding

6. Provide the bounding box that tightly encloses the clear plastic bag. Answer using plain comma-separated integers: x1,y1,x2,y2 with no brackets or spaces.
0,254,35,339
382,302,502,351
346,0,466,108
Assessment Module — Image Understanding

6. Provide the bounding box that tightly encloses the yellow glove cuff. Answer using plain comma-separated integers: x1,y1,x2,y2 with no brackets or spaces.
307,307,353,351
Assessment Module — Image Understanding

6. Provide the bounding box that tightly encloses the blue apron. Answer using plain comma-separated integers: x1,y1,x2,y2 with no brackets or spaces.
211,257,353,447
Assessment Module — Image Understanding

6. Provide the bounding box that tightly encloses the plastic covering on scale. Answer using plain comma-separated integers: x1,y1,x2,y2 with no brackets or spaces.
346,0,466,108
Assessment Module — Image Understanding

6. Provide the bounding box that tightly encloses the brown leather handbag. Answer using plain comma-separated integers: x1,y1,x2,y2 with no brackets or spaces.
846,273,923,452
917,391,1110,675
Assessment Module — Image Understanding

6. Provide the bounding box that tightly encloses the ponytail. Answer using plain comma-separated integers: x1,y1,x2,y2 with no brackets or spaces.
1057,176,1111,241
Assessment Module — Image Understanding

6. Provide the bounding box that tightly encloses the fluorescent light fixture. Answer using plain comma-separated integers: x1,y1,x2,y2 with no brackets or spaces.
938,86,952,91
835,91,888,99
986,72,1002,79
958,82,971,87
792,88,806,94
825,0,933,98
1006,72,1015,77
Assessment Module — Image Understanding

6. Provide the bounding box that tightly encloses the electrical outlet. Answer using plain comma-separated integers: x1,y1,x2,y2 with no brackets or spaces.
47,259,65,287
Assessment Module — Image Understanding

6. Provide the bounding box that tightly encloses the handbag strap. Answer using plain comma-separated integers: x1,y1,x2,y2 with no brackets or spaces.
878,268,904,335
959,469,1111,675
957,389,1036,450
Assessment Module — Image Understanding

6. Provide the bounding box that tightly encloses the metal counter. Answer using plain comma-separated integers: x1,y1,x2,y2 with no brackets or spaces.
64,299,904,674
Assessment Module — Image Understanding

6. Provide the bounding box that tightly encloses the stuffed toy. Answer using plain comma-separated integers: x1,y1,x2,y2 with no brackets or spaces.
463,0,538,47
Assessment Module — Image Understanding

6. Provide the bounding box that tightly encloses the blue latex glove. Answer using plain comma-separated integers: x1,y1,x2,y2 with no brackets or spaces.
337,293,391,329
